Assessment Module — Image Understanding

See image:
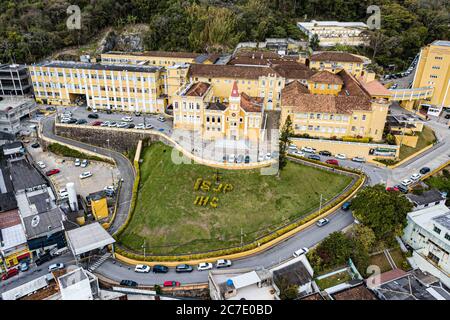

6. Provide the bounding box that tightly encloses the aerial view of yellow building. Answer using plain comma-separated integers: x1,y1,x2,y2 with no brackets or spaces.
309,52,366,77
29,61,167,113
281,70,389,142
402,40,450,114
173,81,264,141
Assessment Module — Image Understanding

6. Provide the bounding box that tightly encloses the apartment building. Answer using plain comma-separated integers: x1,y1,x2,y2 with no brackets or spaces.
173,81,264,141
402,202,450,288
280,70,389,141
309,52,366,77
402,40,450,114
297,20,369,47
0,96,37,135
100,51,220,67
0,64,33,96
29,61,167,113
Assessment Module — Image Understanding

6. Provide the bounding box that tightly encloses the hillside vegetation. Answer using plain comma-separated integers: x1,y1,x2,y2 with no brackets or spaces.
1,0,448,70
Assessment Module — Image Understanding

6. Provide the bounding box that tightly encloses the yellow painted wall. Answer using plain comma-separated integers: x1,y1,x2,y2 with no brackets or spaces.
310,60,364,77
92,198,109,220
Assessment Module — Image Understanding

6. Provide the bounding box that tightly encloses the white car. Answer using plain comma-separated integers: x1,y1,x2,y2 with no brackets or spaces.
100,121,110,127
134,264,151,273
81,160,89,168
61,117,71,123
351,157,366,163
135,123,145,130
104,185,115,192
293,150,305,157
48,263,65,272
121,116,133,122
216,259,232,268
80,171,93,179
145,124,154,129
301,146,316,153
264,153,272,160
36,161,46,169
335,153,347,160
228,154,236,163
401,179,413,187
293,247,309,258
197,262,213,271
316,218,329,227
288,144,298,151
410,173,421,181
108,122,117,128
117,122,128,128
59,188,69,199
74,158,81,166
157,116,166,122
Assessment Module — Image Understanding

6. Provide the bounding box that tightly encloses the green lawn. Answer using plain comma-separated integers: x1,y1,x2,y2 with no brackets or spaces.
389,248,411,271
369,252,393,273
315,271,351,290
399,126,436,160
118,142,353,255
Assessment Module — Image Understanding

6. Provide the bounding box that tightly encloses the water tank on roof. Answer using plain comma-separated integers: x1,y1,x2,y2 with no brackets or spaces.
226,279,233,286
66,182,78,212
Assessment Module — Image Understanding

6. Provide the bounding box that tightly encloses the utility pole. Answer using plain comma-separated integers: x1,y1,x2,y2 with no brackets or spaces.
142,239,146,258
240,228,244,247
319,194,323,213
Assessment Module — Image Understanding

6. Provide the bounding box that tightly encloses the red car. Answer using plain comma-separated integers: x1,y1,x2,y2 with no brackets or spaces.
163,281,180,287
2,268,19,280
325,159,339,166
45,169,60,176
386,186,399,192
91,121,103,126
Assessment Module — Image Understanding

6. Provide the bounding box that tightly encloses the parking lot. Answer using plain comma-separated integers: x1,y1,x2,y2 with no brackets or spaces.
26,143,120,199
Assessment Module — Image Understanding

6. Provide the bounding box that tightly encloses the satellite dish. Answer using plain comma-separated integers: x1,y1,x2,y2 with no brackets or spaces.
226,279,233,286
31,215,40,227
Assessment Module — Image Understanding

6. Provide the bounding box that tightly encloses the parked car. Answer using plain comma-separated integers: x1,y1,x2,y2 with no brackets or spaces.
31,142,40,148
152,265,169,273
100,121,110,127
228,154,236,163
81,160,89,168
45,169,60,176
288,144,298,151
74,158,81,166
264,153,272,160
420,167,431,175
79,171,93,179
216,259,232,268
36,161,46,169
59,188,69,199
319,150,332,156
134,264,151,273
307,154,321,161
88,113,99,119
145,123,154,129
127,123,136,129
301,146,316,153
335,153,347,160
293,247,309,258
115,122,127,128
121,116,133,122
157,116,166,122
135,123,145,130
236,155,244,164
386,186,400,192
67,118,77,124
35,253,53,266
293,150,305,157
316,218,329,227
341,202,351,211
19,262,29,272
351,157,366,163
108,121,117,128
175,264,193,273
197,262,213,271
48,263,65,272
2,268,19,280
410,173,421,181
134,112,141,117
91,121,103,126
76,119,87,125
394,184,409,193
325,159,339,166
401,179,413,187
120,280,138,287
244,155,250,164
163,281,180,287
445,114,450,119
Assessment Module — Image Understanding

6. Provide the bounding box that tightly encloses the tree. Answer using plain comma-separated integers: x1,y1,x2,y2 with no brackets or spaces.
351,184,413,242
277,277,299,300
309,34,320,51
279,115,293,171
352,225,376,252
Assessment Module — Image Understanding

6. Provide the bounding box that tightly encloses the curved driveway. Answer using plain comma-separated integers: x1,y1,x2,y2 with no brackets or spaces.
39,112,450,287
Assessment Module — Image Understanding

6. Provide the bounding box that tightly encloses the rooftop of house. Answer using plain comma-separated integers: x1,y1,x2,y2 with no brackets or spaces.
431,40,450,47
281,70,372,114
0,223,27,251
298,20,368,28
273,259,313,287
205,101,227,111
406,189,446,207
188,64,278,80
0,97,35,112
271,64,315,80
8,159,47,191
310,51,364,63
22,207,64,239
105,50,201,59
65,222,115,256
184,82,211,97
361,80,392,97
373,270,450,300
407,203,450,232
240,92,264,113
331,284,378,300
35,61,161,74
0,208,21,229
309,70,344,85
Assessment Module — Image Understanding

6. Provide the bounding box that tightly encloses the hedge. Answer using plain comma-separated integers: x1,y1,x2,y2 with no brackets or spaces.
114,157,365,262
47,143,114,164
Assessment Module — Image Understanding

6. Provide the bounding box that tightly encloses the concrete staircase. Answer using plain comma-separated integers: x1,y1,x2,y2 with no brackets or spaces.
88,252,111,272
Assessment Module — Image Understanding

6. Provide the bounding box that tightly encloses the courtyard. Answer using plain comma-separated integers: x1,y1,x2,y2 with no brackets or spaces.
117,142,354,255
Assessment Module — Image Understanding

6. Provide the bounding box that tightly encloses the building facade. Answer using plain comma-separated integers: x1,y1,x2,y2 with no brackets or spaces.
402,40,450,114
0,97,37,135
297,20,369,47
0,64,33,96
280,70,389,142
173,81,264,141
309,52,366,77
29,61,166,113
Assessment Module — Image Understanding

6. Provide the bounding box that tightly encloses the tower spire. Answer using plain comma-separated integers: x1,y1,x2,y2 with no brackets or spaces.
231,81,239,98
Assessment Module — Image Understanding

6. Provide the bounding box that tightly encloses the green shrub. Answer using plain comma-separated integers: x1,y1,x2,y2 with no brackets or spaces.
48,143,113,164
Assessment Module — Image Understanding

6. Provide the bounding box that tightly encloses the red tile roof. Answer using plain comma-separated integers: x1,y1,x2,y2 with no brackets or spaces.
185,82,210,97
377,268,408,285
188,64,278,79
310,51,364,63
0,209,21,229
240,93,263,113
309,70,344,85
